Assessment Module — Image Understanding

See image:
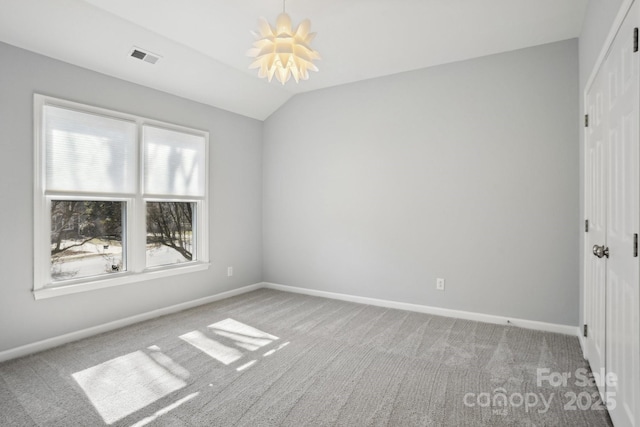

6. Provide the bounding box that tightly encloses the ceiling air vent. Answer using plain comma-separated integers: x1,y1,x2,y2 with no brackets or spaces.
129,47,161,64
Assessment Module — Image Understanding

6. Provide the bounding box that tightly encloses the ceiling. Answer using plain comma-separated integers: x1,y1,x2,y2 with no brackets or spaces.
0,0,587,120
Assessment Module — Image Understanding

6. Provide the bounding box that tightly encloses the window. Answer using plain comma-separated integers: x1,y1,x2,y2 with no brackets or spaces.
34,95,209,299
146,202,194,268
51,200,126,281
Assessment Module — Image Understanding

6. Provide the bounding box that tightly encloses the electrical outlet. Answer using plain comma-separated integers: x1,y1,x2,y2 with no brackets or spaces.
436,278,445,291
227,266,233,277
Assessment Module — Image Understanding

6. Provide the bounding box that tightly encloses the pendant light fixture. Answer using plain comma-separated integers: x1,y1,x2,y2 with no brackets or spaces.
247,0,320,84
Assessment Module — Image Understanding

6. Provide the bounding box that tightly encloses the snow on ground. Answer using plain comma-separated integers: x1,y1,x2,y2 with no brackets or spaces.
51,240,189,281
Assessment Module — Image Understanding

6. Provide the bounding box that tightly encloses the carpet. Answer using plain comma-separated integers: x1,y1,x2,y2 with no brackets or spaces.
0,288,613,426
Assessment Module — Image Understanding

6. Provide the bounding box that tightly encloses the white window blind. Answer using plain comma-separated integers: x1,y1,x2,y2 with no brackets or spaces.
44,105,137,194
143,125,206,197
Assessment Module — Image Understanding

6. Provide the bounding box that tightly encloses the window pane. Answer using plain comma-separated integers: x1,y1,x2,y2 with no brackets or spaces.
45,105,137,194
143,126,205,197
51,201,125,281
146,202,195,267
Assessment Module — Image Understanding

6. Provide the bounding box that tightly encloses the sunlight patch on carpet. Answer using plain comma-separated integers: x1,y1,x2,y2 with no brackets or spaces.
130,392,199,427
236,360,257,371
179,330,243,365
208,318,279,351
264,341,290,357
72,350,186,424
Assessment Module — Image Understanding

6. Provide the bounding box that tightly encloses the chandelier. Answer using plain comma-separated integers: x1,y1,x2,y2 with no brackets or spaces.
247,1,320,84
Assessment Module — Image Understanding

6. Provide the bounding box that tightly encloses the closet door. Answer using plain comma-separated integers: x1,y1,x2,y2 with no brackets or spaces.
605,4,640,425
585,63,608,396
585,3,640,426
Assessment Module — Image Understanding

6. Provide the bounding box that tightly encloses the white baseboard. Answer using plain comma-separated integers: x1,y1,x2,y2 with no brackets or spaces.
0,281,581,362
262,282,579,336
0,283,262,363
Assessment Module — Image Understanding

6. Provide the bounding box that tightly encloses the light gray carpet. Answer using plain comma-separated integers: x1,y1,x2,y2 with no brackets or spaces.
0,289,612,426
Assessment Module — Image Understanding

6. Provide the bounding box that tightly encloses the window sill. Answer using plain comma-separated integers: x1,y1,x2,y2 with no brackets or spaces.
33,262,210,300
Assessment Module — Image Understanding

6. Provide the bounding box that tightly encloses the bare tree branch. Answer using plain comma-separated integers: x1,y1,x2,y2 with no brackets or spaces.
51,237,96,256
147,202,193,261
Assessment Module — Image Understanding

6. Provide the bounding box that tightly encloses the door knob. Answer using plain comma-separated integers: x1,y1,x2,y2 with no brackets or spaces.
593,244,610,259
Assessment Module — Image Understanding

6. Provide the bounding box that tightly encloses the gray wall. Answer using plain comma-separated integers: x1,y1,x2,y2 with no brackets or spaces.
578,0,625,329
0,42,263,352
263,39,580,326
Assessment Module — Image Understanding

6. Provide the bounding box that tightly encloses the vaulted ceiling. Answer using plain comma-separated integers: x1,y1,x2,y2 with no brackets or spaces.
0,0,587,120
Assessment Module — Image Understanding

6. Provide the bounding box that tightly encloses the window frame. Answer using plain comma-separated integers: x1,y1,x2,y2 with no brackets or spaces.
33,94,210,300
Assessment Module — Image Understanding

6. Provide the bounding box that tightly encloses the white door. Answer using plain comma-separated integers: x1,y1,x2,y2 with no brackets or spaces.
585,3,640,426
605,4,640,425
584,63,607,394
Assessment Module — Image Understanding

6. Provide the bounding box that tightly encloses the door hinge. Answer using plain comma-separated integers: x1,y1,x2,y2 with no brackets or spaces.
583,324,588,338
585,114,589,127
634,28,639,53
634,233,638,257
585,219,589,233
